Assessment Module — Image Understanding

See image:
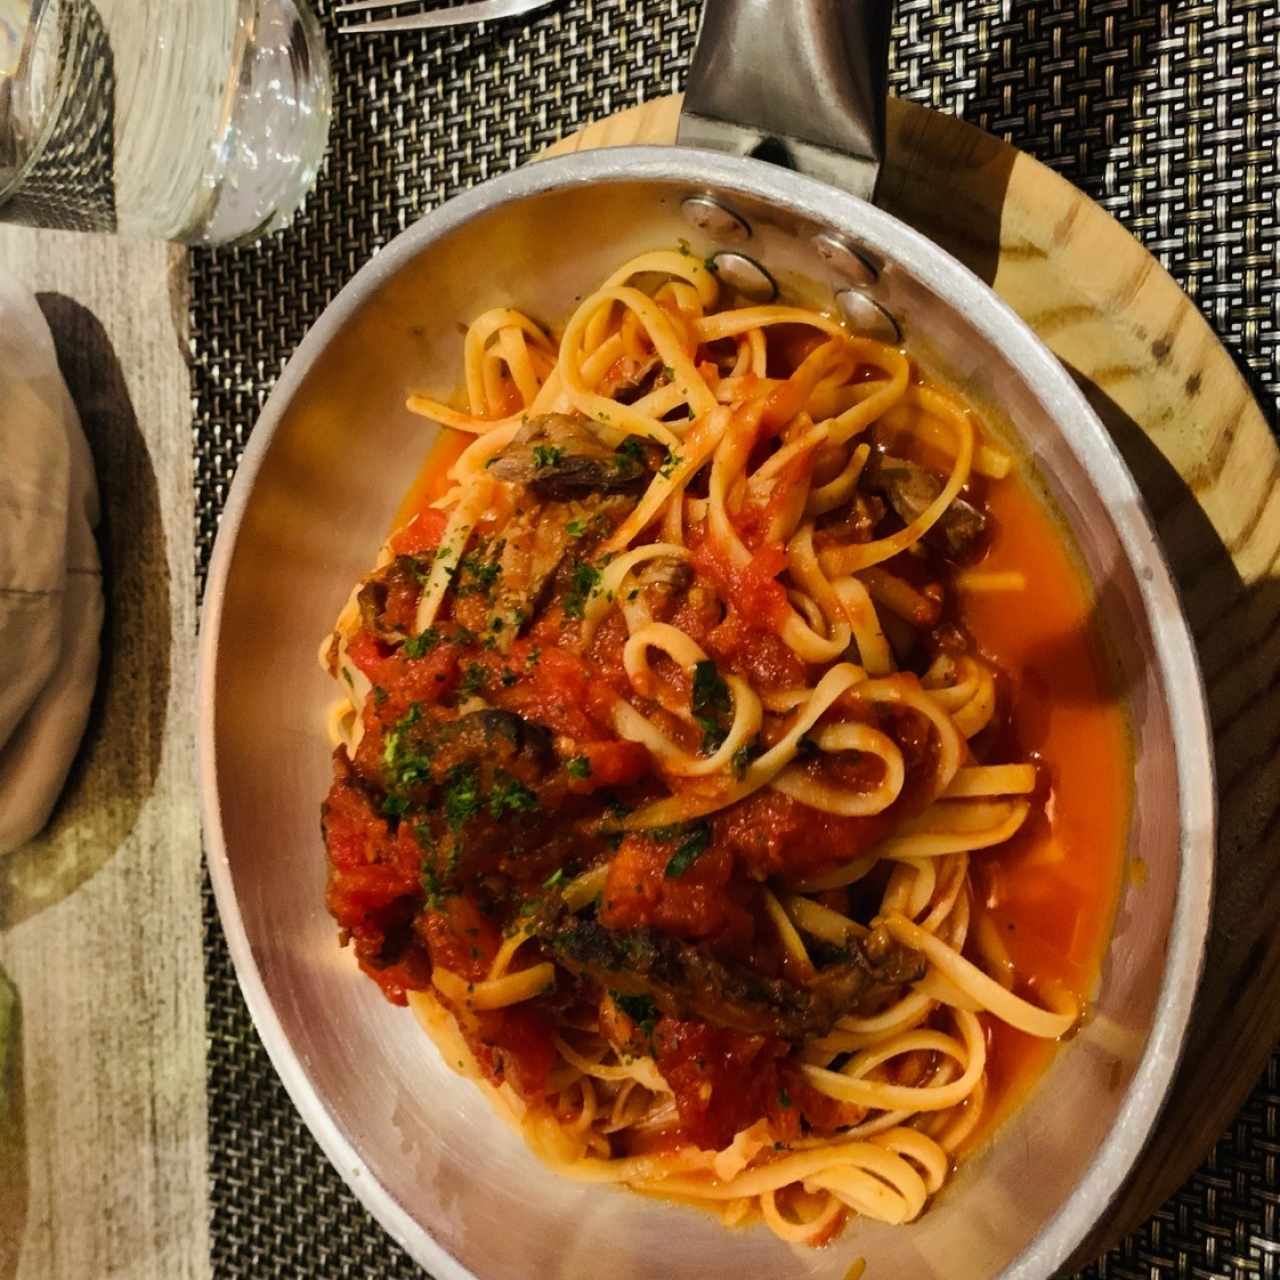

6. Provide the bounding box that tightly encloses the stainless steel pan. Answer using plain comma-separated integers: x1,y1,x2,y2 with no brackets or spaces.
198,4,1214,1276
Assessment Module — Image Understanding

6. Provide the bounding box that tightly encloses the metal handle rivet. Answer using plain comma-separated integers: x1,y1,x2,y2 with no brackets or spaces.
681,196,752,242
813,232,879,286
709,252,778,303
835,289,901,344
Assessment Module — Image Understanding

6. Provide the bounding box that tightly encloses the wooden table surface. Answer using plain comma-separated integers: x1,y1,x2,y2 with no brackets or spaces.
0,229,209,1280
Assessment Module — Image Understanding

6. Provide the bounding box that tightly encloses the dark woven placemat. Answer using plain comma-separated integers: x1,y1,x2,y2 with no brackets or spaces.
195,3,1280,1276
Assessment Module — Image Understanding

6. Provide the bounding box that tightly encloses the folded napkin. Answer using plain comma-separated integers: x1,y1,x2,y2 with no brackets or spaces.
0,276,103,855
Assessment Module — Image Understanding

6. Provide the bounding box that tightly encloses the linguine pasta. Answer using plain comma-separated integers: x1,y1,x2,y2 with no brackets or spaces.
317,250,1104,1247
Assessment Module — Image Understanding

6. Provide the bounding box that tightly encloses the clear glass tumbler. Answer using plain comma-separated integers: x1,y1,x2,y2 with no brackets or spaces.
0,0,331,245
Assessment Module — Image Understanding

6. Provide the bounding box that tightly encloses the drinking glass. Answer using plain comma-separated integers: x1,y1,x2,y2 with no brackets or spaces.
0,0,332,246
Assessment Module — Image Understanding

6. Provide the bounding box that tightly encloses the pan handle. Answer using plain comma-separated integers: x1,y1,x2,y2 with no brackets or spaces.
677,0,891,202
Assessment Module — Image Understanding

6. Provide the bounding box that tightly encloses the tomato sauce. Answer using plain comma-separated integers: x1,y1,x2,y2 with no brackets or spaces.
958,462,1130,1149
332,405,1128,1153
391,427,470,531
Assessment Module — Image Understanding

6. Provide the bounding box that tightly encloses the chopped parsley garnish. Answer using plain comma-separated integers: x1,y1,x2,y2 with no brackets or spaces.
563,562,602,620
543,867,566,889
703,255,720,275
526,647,542,668
442,764,482,832
455,549,501,599
658,448,682,479
662,821,713,879
615,437,645,467
661,365,675,381
383,704,427,785
381,793,410,817
373,686,389,706
341,667,354,687
402,627,442,658
732,742,756,780
613,992,658,1038
691,660,731,754
488,771,539,820
566,755,592,779
421,863,445,906
565,519,586,538
458,663,489,698
531,444,563,469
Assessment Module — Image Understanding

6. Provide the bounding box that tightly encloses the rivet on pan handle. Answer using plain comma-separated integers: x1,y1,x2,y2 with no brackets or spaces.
677,0,892,203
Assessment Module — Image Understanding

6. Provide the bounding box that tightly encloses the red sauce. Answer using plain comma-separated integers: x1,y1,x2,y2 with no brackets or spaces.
322,403,1128,1155
652,1017,788,1150
959,462,1129,1148
601,836,753,943
689,533,791,633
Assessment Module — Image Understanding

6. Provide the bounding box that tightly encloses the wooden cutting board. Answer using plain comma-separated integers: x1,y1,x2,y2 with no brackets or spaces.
545,94,1280,1259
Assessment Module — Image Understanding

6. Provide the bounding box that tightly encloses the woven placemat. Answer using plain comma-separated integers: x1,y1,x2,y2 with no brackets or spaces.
195,3,1280,1276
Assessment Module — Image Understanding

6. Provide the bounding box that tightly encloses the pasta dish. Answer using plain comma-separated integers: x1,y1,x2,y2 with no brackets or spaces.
319,250,1127,1244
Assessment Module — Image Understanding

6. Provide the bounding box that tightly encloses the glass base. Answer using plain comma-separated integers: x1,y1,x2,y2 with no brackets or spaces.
0,0,332,246
195,0,333,247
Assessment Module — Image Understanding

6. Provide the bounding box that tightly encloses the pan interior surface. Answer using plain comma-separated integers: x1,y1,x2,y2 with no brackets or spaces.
203,152,1210,1280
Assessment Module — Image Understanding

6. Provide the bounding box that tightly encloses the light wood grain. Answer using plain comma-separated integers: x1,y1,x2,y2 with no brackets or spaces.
0,229,207,1280
546,95,1280,1254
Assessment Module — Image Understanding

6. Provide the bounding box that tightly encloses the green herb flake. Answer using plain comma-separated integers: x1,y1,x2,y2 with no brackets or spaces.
703,255,720,275
692,661,730,720
421,862,445,906
613,991,658,1039
565,519,586,538
373,686,389,706
489,771,540,820
531,444,563,469
566,756,592,780
402,627,442,659
663,821,712,879
613,437,646,474
382,703,423,772
658,449,683,479
455,550,502,599
381,793,410,818
563,562,602,620
543,867,566,890
341,667,354,688
442,765,482,832
732,743,755,780
691,660,731,755
526,647,542,668
458,664,489,698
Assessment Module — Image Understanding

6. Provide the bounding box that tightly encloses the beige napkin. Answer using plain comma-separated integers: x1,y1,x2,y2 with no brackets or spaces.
0,275,103,855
